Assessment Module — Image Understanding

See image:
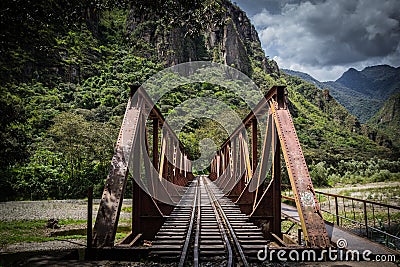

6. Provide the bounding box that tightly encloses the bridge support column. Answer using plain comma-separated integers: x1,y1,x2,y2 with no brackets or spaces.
272,139,281,238
152,118,159,169
251,118,258,173
132,179,166,240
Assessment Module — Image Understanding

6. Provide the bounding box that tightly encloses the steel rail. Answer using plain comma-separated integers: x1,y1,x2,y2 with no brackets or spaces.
202,177,249,267
178,178,199,267
194,179,201,267
202,176,234,266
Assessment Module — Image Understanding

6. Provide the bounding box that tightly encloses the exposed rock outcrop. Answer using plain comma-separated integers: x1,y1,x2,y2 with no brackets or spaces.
126,0,279,77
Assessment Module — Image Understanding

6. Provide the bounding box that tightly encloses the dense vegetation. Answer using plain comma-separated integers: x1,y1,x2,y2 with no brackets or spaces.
0,0,398,201
284,66,400,123
368,93,400,148
0,0,162,200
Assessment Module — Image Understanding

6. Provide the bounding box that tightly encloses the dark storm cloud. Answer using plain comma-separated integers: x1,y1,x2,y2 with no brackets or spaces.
298,0,400,64
235,0,400,80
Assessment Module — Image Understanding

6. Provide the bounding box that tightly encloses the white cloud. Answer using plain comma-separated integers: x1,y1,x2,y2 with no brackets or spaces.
250,0,400,81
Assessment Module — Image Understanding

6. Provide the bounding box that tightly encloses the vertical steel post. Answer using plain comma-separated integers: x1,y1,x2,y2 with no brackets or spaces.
251,119,258,173
152,118,159,169
298,228,302,245
335,196,339,225
372,205,376,228
221,149,225,172
272,129,281,237
216,154,220,177
132,118,142,236
163,135,169,182
363,201,368,237
87,186,93,251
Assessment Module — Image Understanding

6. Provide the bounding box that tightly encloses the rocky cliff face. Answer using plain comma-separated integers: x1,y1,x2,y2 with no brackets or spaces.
126,0,279,77
124,0,397,161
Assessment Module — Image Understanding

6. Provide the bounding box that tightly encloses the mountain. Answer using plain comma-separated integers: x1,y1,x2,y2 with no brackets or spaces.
126,1,395,162
284,66,400,123
368,93,400,147
284,67,399,154
126,0,279,77
283,69,326,89
0,0,397,200
336,65,400,99
281,73,393,165
323,81,383,122
283,69,377,121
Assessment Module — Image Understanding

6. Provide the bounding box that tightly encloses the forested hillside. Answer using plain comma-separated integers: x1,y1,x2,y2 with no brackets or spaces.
0,0,398,201
0,0,163,200
336,65,400,100
369,93,400,148
284,66,400,123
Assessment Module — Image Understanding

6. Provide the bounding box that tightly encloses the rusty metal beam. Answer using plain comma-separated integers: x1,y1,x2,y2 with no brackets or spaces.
251,119,258,173
214,85,330,248
92,96,141,247
272,133,281,238
220,86,283,150
270,89,330,247
93,86,193,248
152,118,159,169
132,85,187,154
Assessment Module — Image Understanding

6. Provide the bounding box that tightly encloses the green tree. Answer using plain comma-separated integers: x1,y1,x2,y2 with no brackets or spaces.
48,112,116,198
310,161,329,187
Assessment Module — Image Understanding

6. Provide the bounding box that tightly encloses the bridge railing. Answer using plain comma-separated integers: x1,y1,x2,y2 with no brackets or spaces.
282,187,400,250
315,190,400,250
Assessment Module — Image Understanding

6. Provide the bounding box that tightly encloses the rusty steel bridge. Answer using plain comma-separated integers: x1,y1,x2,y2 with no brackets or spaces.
87,85,399,265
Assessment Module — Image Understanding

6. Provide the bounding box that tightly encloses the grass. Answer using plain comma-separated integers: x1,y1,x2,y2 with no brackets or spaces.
0,219,89,246
0,219,130,246
121,206,132,213
0,220,50,245
58,219,86,226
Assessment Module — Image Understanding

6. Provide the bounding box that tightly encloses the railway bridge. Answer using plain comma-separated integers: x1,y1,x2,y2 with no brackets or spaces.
89,85,398,265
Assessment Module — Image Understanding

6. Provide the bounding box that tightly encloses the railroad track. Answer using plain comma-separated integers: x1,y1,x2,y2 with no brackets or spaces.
150,176,269,266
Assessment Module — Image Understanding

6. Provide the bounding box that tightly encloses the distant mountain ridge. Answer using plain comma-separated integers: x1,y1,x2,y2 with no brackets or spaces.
283,65,400,123
336,65,400,100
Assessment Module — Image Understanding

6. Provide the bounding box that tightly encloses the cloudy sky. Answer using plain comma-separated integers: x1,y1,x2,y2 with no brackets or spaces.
234,0,400,81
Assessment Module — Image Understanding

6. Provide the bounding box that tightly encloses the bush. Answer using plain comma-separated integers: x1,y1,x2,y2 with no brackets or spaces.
317,158,400,186
310,161,329,187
